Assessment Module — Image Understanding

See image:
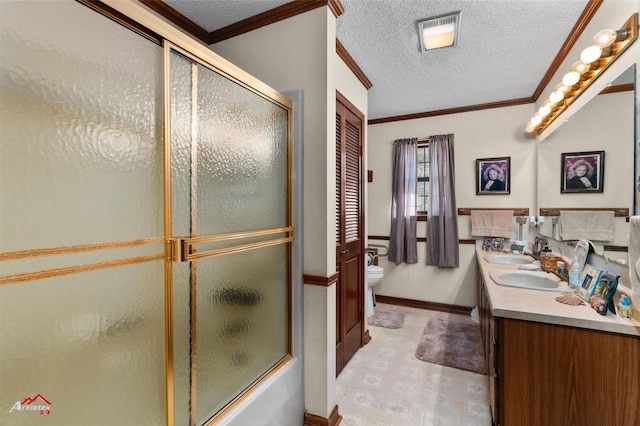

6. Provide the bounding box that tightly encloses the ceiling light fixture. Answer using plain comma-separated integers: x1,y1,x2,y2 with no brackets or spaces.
418,11,461,52
525,13,638,136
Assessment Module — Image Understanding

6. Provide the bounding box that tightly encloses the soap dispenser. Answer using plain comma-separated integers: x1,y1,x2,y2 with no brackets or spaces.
540,245,552,272
568,256,582,289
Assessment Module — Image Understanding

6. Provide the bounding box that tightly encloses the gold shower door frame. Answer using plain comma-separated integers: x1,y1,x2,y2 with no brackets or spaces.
0,2,293,423
163,42,294,425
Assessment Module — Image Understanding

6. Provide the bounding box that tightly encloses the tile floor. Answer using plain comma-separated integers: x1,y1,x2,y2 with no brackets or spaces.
336,303,491,426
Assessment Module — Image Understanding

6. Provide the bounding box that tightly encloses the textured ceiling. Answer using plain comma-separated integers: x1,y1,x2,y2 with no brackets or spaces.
165,0,291,32
165,0,590,120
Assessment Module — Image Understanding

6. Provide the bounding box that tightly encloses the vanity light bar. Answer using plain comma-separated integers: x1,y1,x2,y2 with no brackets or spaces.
525,13,638,136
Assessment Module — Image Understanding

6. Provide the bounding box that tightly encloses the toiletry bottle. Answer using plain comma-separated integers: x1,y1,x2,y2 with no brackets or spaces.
617,295,633,318
568,256,582,289
540,245,552,272
557,261,567,280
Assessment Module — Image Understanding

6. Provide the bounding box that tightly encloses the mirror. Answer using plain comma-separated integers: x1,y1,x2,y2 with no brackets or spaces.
536,63,636,254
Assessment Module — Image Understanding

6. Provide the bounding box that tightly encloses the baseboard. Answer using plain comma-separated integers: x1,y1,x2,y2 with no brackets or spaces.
363,328,371,344
303,405,342,426
375,295,473,316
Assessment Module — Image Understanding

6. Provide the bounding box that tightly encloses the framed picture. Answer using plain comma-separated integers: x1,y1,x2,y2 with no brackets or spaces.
476,157,510,195
589,272,618,316
575,264,602,302
561,151,604,193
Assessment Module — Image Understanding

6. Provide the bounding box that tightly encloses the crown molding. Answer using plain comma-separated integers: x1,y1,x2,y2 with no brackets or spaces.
210,1,327,44
138,0,210,44
328,0,344,18
368,97,533,125
140,1,331,45
531,0,604,101
336,39,373,90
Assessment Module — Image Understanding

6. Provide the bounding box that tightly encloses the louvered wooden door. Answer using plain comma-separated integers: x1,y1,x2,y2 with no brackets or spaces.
335,94,364,376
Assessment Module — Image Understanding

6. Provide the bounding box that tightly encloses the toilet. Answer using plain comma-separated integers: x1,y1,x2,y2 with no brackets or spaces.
366,265,384,317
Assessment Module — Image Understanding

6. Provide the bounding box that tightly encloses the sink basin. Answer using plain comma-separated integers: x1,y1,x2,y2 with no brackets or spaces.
489,269,569,292
483,253,534,265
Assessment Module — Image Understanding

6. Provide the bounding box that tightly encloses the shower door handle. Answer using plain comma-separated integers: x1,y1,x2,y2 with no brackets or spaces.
170,227,294,263
168,238,189,262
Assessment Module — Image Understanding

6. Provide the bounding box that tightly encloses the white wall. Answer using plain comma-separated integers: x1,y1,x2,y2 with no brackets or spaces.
367,104,535,307
334,46,370,262
211,7,370,420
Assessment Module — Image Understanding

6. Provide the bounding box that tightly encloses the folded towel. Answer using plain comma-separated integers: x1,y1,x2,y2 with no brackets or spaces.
518,264,541,271
628,216,640,308
471,210,514,238
559,210,614,241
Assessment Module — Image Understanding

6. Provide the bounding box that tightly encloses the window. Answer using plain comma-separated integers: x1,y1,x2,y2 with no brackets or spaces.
417,143,429,214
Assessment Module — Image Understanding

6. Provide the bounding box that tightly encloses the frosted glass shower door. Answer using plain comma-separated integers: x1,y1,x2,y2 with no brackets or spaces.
0,2,165,425
167,45,293,425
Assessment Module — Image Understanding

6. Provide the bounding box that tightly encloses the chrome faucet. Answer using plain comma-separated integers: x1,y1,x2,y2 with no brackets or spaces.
533,237,547,259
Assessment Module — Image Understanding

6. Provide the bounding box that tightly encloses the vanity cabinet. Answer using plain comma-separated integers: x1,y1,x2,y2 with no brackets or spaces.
477,270,498,423
478,270,640,426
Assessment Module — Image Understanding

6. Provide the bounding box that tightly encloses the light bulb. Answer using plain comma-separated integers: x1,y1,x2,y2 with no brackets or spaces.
525,122,537,134
538,105,551,116
580,45,602,64
562,71,580,87
549,90,564,103
571,61,590,75
593,29,617,48
553,83,569,93
531,114,542,125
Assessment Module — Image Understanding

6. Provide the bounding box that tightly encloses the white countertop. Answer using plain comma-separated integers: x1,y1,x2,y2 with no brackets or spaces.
477,248,640,337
